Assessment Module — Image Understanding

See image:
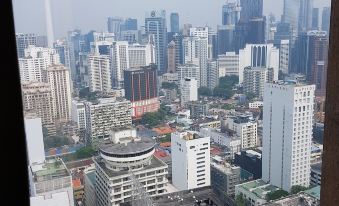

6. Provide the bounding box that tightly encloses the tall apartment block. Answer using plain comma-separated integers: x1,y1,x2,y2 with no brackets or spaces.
123,65,159,119
47,64,72,122
19,45,60,82
84,97,132,149
88,54,112,93
171,131,211,190
243,66,274,99
180,78,198,107
262,82,315,191
16,33,37,58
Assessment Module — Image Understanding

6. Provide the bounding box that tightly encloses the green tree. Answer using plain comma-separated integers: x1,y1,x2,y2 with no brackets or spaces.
291,185,308,194
76,146,95,159
198,86,212,96
245,92,256,101
235,194,247,206
44,136,72,149
266,190,289,201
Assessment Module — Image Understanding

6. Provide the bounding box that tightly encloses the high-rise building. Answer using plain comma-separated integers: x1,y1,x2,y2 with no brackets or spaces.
180,78,198,106
182,23,192,36
279,39,290,74
217,25,235,55
217,52,239,77
110,41,129,88
239,0,263,23
120,30,140,44
171,131,211,190
88,54,111,92
167,41,176,73
225,115,258,149
282,0,300,41
24,114,45,165
94,128,168,206
291,30,328,94
238,44,279,83
71,100,87,140
173,33,184,66
67,29,83,83
262,82,315,191
247,17,266,44
183,36,208,87
190,26,209,38
170,12,179,33
208,28,218,59
47,64,72,122
177,63,200,85
107,17,124,36
21,81,54,126
124,18,138,30
207,60,219,90
19,46,60,82
84,98,132,148
321,7,331,34
128,43,155,68
124,65,159,119
36,35,48,48
54,39,71,70
222,1,241,25
312,8,320,29
299,0,314,32
243,66,274,99
16,33,37,58
234,22,249,53
145,10,167,73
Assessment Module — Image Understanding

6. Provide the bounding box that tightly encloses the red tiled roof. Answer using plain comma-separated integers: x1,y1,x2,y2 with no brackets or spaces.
152,127,176,135
72,179,82,188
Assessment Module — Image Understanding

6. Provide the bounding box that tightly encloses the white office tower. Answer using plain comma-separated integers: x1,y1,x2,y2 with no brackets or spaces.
238,44,279,84
177,63,200,85
171,131,211,190
88,54,112,92
225,115,258,149
243,66,274,99
24,114,45,165
183,36,208,87
84,98,132,149
93,31,115,42
71,100,87,139
110,41,129,88
29,158,74,206
262,82,315,192
279,40,290,74
94,127,168,206
128,43,155,68
190,26,209,38
19,45,60,82
47,64,72,122
180,78,198,107
207,60,219,90
217,52,239,77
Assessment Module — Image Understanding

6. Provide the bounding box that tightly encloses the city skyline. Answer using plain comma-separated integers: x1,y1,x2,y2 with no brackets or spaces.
13,0,331,39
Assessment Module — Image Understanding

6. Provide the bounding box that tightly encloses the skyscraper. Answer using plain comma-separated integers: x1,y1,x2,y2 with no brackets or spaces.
322,7,331,33
282,0,301,41
222,1,241,25
299,0,314,32
124,65,159,119
54,39,71,70
217,25,235,55
110,41,129,88
107,17,124,36
312,8,319,30
262,82,315,191
167,40,176,73
145,10,167,73
47,64,72,122
16,33,37,58
88,54,111,92
239,0,263,23
170,12,179,33
207,60,219,90
247,17,266,44
183,36,208,87
124,18,138,30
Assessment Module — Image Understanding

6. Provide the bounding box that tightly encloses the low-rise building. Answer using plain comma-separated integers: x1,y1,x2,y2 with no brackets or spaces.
187,101,210,119
235,179,280,206
249,101,263,109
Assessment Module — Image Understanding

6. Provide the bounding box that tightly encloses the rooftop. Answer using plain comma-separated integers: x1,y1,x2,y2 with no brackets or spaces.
31,158,70,182
85,171,96,185
237,179,279,199
304,186,321,200
99,137,155,156
94,155,167,178
152,126,176,135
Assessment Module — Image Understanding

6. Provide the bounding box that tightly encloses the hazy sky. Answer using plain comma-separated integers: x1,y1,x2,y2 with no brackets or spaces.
13,0,331,39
